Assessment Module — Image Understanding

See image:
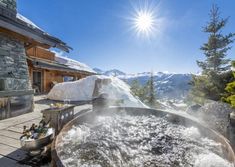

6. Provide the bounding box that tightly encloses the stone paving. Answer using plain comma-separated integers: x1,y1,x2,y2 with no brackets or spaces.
0,94,91,166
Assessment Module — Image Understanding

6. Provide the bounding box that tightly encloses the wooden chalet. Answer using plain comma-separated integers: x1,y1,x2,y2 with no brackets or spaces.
0,0,94,119
26,46,95,93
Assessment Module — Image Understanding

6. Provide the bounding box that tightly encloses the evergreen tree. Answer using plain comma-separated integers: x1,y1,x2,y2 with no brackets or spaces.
190,4,234,103
129,72,157,107
223,61,235,108
145,72,156,107
130,79,147,102
130,79,141,97
197,4,234,74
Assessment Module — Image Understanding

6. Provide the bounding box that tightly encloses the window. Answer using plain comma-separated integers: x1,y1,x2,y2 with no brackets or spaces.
63,76,74,82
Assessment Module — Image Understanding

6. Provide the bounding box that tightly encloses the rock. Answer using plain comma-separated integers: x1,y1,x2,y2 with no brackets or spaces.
194,101,235,136
186,104,202,114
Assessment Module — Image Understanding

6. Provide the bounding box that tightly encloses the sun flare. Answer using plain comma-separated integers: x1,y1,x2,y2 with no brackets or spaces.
128,0,165,38
134,11,154,34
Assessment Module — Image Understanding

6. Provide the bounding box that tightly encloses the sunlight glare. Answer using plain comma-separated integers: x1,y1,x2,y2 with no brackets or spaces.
135,11,154,35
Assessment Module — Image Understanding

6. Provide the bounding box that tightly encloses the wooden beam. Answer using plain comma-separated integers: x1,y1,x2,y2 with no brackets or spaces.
0,17,72,52
25,43,37,50
0,27,50,49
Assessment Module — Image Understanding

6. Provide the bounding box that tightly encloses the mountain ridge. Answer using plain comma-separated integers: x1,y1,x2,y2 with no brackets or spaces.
93,68,192,100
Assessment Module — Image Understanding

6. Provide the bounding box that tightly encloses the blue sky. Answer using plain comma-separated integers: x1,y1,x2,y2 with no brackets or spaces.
18,0,235,74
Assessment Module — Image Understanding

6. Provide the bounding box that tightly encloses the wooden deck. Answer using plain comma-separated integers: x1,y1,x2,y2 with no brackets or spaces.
0,95,91,166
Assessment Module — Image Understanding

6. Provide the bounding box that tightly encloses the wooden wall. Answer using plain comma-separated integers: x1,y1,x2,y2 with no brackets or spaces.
43,70,89,93
27,63,34,89
27,46,55,61
26,47,91,93
43,70,63,92
28,64,89,93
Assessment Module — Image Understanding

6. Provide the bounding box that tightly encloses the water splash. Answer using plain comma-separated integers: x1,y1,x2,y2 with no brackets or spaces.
194,153,233,167
57,112,233,167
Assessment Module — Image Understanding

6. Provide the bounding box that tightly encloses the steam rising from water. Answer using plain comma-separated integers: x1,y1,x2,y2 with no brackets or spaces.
57,112,233,167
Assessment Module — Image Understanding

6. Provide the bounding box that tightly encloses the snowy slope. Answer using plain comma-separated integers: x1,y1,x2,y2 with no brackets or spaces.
93,68,104,74
104,69,126,76
93,68,126,76
47,75,147,108
120,72,192,100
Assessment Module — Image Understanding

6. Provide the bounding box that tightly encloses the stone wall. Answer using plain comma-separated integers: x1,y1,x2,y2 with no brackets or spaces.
0,33,30,91
0,0,16,11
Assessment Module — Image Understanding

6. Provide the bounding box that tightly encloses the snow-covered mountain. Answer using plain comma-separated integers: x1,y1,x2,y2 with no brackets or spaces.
93,68,192,100
93,68,126,76
120,72,192,100
93,68,104,74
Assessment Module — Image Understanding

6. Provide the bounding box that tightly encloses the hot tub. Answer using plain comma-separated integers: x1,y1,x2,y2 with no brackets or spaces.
52,107,235,167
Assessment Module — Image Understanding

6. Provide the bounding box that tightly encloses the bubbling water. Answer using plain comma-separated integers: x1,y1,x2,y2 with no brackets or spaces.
57,112,233,167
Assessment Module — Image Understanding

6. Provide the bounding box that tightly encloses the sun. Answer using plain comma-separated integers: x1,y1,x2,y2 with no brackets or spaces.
134,11,154,35
127,0,164,38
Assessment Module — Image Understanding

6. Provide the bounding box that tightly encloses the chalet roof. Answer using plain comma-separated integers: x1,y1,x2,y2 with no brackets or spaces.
28,57,96,75
0,5,72,52
53,52,96,74
16,13,43,31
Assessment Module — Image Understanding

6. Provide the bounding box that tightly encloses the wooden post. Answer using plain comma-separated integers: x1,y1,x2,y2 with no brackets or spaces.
6,97,10,118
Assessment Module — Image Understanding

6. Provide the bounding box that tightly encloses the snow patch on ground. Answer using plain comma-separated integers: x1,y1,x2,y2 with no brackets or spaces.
47,75,147,108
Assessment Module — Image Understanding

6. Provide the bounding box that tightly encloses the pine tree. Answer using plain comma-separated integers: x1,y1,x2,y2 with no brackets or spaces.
145,72,156,107
130,79,147,102
129,72,157,107
197,4,234,74
130,79,141,97
223,61,235,108
190,4,234,103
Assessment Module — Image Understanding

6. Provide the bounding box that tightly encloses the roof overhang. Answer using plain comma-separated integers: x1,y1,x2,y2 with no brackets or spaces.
28,57,95,75
0,7,72,52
